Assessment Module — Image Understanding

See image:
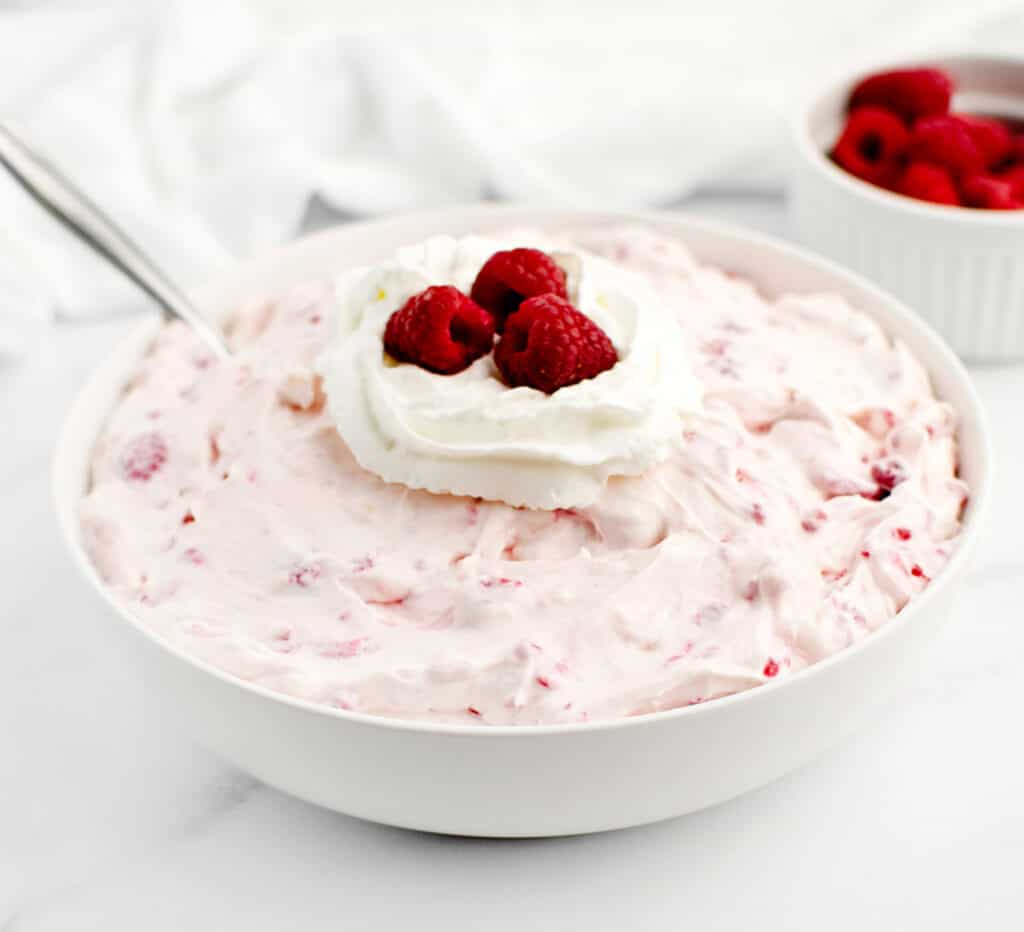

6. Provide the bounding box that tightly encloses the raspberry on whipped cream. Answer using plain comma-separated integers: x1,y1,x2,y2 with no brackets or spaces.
80,227,968,726
383,285,495,375
493,293,618,394
469,247,569,331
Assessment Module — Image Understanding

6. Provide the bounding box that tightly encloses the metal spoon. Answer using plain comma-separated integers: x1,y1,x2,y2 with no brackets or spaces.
0,122,230,359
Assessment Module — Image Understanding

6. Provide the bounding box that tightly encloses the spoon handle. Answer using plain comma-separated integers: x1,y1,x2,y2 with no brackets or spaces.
0,122,230,358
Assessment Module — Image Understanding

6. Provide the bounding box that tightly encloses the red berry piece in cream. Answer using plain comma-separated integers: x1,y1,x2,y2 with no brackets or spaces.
870,458,909,500
120,432,168,482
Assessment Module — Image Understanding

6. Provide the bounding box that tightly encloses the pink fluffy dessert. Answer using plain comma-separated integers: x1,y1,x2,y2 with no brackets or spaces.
80,227,968,725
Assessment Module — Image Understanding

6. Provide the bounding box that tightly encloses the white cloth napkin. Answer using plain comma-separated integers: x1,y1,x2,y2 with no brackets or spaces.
0,0,1020,356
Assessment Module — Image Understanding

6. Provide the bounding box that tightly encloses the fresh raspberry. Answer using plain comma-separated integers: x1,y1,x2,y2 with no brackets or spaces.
961,174,1022,210
954,114,1012,168
494,294,617,394
470,248,568,331
289,561,322,587
832,106,909,186
849,68,953,122
896,161,960,205
383,285,495,375
120,432,168,481
907,115,985,176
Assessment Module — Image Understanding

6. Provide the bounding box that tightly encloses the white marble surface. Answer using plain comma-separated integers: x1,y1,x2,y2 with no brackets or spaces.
3,195,1023,931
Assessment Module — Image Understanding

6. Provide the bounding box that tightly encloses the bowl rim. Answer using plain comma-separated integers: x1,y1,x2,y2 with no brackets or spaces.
792,51,1024,226
53,204,995,738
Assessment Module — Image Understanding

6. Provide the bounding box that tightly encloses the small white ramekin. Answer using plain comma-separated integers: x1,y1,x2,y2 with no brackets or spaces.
790,54,1024,362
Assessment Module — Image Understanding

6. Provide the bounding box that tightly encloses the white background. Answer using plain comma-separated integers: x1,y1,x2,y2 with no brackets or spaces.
3,2,1024,929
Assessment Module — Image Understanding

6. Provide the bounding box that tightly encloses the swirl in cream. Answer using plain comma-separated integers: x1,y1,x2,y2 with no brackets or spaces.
317,235,702,509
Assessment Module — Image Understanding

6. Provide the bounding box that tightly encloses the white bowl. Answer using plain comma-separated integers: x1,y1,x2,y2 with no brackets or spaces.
54,206,993,837
790,54,1024,362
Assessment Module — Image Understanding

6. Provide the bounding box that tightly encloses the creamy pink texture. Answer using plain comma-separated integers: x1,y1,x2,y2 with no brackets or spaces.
80,227,967,724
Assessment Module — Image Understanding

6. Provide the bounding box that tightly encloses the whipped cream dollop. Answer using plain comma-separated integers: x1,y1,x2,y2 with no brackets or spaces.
316,235,701,509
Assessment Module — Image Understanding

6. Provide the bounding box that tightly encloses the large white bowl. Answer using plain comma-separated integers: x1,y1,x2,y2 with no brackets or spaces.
54,206,993,837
